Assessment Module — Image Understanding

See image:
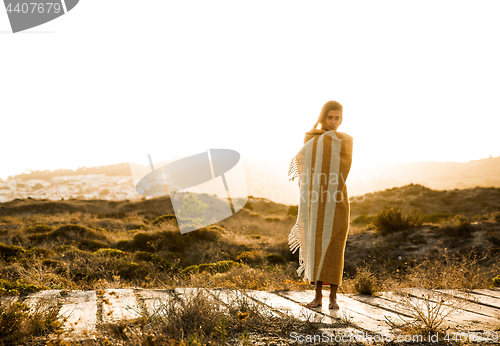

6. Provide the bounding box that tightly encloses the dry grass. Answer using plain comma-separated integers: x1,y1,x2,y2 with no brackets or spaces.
0,293,62,344
1,188,499,344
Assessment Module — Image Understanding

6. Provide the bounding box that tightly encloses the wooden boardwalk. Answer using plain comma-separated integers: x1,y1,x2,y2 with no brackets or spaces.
12,287,500,342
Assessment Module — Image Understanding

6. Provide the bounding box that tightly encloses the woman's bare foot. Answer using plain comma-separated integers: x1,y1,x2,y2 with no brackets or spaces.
329,299,339,309
305,296,322,308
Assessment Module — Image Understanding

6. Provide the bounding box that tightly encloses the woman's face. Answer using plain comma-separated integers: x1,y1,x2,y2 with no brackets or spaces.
324,109,342,131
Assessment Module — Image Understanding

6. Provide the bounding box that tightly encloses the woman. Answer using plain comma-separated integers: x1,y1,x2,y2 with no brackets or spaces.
288,100,353,309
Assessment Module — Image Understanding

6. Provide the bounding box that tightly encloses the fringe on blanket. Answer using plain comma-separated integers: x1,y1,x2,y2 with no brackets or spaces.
288,156,305,278
288,157,299,182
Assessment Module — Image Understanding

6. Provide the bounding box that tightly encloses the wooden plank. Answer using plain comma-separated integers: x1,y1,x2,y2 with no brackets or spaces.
379,290,499,332
136,289,172,318
243,290,331,324
472,289,500,300
349,294,414,318
58,290,98,339
23,289,61,314
435,289,500,318
101,289,141,323
277,290,394,336
208,288,281,318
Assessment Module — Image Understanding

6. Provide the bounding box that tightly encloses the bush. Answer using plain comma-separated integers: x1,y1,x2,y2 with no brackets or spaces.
286,205,298,217
372,207,423,236
438,215,473,237
181,260,243,275
0,243,26,261
352,214,374,225
29,247,54,258
28,224,105,243
77,239,110,251
24,224,53,234
0,280,45,296
422,213,454,224
266,254,286,265
189,226,223,242
95,248,127,257
134,251,176,271
0,298,61,342
152,214,177,226
353,267,379,295
492,275,500,288
235,251,264,265
244,201,254,210
492,211,500,222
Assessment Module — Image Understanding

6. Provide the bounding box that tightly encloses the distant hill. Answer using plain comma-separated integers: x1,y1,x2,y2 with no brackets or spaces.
4,155,500,205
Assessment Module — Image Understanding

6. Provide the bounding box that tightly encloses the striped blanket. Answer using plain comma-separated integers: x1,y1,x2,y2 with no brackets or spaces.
288,129,353,285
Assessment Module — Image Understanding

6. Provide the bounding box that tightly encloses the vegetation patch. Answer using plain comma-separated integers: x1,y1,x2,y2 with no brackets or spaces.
77,239,110,251
372,207,423,236
24,224,53,234
181,260,243,275
152,214,177,226
134,251,177,271
0,297,61,342
28,223,106,243
0,242,26,261
0,279,46,296
286,205,298,216
95,248,127,257
235,251,264,265
28,247,54,258
491,274,500,287
266,253,286,265
352,214,374,225
438,215,474,237
122,230,195,252
422,212,454,223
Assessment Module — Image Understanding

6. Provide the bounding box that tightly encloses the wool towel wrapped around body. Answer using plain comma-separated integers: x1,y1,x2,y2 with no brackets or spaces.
288,129,353,285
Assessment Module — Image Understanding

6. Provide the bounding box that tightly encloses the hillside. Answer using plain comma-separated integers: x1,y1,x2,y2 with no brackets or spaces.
1,155,500,206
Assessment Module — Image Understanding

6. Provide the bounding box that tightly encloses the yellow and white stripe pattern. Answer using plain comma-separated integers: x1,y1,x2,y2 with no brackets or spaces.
289,131,342,282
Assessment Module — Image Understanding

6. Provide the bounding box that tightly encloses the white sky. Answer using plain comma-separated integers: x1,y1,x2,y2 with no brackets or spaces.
1,0,499,181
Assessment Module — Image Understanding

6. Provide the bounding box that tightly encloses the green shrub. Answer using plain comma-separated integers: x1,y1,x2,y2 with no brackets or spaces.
492,275,500,287
24,224,53,234
41,259,63,268
0,279,46,296
28,247,54,258
236,251,264,265
189,226,223,241
492,211,500,222
94,248,127,257
124,230,193,252
244,201,254,210
352,214,374,225
0,242,26,261
372,207,423,236
353,267,380,295
77,239,110,251
134,251,176,271
286,205,298,217
422,213,454,224
28,224,105,242
181,260,243,275
152,214,177,226
266,254,286,265
439,215,473,237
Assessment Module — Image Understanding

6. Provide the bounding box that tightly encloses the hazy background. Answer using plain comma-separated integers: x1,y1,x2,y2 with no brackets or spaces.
1,1,499,194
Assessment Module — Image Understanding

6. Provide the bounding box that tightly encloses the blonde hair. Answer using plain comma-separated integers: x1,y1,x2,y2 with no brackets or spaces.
313,101,343,130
